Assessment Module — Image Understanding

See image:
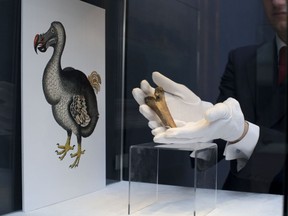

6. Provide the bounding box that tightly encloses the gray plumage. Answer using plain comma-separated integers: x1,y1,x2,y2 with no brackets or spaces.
34,21,100,168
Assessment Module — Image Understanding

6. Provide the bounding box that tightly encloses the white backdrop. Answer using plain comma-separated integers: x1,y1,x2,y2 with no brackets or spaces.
22,0,106,211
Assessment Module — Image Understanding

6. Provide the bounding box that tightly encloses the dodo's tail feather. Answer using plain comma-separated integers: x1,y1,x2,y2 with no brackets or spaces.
88,71,101,94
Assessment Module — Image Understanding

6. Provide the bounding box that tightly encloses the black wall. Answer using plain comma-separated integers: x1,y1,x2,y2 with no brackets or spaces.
0,0,22,214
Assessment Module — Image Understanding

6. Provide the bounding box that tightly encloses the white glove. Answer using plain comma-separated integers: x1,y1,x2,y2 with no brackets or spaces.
153,98,246,144
132,71,212,129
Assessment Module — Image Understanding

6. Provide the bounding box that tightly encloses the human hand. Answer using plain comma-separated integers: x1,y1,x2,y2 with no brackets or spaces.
153,98,246,144
132,71,212,129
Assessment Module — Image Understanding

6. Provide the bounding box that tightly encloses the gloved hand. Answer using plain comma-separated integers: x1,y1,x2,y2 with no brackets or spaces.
153,98,246,144
132,71,212,129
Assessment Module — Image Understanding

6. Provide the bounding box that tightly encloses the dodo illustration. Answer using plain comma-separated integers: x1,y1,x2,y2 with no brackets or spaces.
34,21,101,168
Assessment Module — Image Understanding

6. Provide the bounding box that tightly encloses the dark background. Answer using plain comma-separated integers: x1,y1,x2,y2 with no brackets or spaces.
0,0,277,214
0,0,21,214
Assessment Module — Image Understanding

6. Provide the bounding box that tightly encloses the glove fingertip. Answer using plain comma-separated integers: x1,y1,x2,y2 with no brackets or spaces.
148,121,161,129
152,71,161,76
152,126,166,136
153,135,161,143
140,80,154,95
139,104,151,114
152,72,171,87
152,72,201,104
132,88,145,105
139,104,160,122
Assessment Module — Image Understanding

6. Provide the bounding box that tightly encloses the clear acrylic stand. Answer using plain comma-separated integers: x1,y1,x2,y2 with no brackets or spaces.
128,142,217,216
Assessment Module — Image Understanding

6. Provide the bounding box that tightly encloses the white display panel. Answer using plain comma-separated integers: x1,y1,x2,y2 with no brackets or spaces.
22,0,106,211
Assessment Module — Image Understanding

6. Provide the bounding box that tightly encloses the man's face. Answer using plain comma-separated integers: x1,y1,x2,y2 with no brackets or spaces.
263,0,287,40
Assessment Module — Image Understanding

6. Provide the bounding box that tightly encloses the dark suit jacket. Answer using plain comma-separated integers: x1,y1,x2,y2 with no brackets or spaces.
216,40,286,194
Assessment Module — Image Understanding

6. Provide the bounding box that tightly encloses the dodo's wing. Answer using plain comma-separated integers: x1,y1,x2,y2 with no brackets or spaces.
70,95,91,127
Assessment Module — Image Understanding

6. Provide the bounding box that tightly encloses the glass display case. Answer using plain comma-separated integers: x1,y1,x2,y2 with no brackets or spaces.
0,0,287,215
128,142,217,216
123,0,287,216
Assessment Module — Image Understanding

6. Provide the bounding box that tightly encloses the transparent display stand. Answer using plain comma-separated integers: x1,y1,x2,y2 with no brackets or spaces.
128,142,217,216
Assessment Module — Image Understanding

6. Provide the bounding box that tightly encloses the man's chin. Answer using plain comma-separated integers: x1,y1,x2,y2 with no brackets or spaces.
274,20,287,36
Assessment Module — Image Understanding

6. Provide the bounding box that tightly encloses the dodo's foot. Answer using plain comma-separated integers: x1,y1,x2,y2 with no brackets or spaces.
55,137,74,160
69,144,85,168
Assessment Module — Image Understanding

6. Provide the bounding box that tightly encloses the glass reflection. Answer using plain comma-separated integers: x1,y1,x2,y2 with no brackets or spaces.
126,0,287,215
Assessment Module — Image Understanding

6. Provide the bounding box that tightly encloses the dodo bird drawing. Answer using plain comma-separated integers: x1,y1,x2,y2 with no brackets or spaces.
34,21,101,168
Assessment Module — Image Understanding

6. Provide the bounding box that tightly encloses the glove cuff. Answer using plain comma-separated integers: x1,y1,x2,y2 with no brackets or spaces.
229,121,249,144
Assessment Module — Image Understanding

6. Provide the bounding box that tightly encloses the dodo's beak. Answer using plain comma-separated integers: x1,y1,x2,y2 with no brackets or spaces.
34,34,40,54
34,33,47,54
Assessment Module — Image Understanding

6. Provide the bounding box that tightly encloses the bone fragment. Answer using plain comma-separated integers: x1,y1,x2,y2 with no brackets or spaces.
145,86,176,128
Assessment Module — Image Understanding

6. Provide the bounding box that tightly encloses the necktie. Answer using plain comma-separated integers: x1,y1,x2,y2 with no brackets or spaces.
278,46,287,84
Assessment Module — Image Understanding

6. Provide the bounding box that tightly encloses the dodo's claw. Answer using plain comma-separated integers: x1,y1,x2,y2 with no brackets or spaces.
69,144,85,168
55,139,74,161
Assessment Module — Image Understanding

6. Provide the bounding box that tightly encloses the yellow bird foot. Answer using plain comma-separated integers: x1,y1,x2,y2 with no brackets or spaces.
55,143,75,161
69,144,85,168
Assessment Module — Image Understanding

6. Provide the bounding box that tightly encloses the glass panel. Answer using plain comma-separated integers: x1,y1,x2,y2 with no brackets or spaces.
194,144,217,216
128,143,217,215
125,0,287,215
102,0,126,184
82,0,126,184
124,0,200,183
101,0,126,184
128,143,159,214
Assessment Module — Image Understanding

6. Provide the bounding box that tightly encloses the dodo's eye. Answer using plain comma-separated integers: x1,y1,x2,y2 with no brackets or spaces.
51,28,55,34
